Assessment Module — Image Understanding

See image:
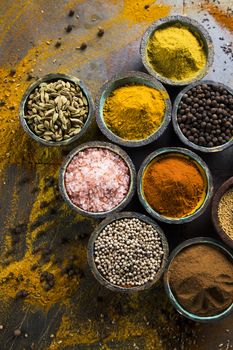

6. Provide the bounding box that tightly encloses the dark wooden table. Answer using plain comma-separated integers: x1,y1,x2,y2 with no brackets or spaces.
0,1,232,349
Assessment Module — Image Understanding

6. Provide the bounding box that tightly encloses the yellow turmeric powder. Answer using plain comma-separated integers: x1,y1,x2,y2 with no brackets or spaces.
147,24,207,82
103,85,166,140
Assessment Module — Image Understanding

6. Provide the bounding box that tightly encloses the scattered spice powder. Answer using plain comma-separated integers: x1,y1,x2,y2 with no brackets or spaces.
142,154,206,218
147,24,207,81
103,85,166,140
65,147,130,212
218,187,233,240
168,244,233,316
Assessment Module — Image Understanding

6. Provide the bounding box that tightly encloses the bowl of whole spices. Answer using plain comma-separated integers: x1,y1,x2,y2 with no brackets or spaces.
138,147,213,224
19,73,94,146
164,237,233,322
59,141,136,218
87,211,169,292
96,71,171,147
212,177,233,248
140,16,214,86
173,81,233,152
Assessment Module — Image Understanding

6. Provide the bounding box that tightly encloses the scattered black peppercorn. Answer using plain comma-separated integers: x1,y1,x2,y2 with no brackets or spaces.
55,41,61,48
65,24,73,33
79,42,87,50
144,4,150,9
26,73,34,81
9,68,16,76
97,27,104,37
0,101,6,107
16,290,28,299
68,9,75,17
177,83,233,148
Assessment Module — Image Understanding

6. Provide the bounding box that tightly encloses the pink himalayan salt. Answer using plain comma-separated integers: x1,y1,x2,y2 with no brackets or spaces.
65,147,130,212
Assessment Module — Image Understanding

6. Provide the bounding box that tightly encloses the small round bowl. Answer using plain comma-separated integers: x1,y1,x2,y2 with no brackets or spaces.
96,71,172,147
19,73,94,146
212,177,233,248
164,237,233,322
140,16,214,86
137,147,213,224
59,141,136,219
87,211,169,292
172,80,233,153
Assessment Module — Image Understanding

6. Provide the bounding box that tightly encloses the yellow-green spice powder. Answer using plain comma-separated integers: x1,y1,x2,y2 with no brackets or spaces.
147,24,207,81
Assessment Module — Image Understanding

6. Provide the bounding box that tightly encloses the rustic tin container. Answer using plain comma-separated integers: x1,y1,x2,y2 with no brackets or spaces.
19,73,94,146
164,237,233,322
59,141,136,219
87,211,169,292
137,147,213,224
96,71,172,147
140,16,214,86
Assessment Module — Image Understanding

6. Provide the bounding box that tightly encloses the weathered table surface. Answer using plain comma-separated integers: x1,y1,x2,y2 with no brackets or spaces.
0,1,232,349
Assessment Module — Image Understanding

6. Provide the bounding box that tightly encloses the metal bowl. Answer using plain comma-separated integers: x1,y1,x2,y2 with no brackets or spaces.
140,16,214,86
96,71,172,147
59,141,136,219
172,80,233,153
212,177,233,248
87,211,169,292
137,147,213,224
164,237,233,322
19,73,94,147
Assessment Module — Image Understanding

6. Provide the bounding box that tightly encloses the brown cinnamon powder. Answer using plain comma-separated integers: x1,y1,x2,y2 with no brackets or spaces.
168,244,233,317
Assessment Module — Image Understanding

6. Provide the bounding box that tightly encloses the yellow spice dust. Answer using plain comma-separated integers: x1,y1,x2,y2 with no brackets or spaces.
103,85,166,140
147,25,207,82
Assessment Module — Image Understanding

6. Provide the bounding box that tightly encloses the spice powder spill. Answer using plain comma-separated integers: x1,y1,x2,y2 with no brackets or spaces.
147,24,206,82
103,84,166,140
94,218,164,287
65,147,130,212
142,155,206,218
168,244,233,317
218,187,233,240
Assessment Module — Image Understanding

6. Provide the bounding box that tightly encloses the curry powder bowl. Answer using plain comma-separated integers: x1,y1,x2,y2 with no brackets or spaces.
212,176,233,249
140,16,214,86
137,147,213,224
164,237,233,322
87,211,169,292
96,71,172,147
172,80,233,153
19,73,94,147
59,141,136,219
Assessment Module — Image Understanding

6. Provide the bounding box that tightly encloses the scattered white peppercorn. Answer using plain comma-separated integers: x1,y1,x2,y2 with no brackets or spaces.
94,218,164,287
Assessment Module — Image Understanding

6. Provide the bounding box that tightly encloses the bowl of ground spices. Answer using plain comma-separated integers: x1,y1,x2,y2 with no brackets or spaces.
138,147,213,224
140,16,214,86
19,73,94,146
59,141,136,218
164,238,233,322
173,81,233,152
212,177,233,248
96,71,171,147
87,211,169,292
